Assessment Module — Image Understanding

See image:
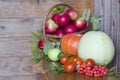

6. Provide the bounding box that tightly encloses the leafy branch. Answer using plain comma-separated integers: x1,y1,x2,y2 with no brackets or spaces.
29,31,48,63
108,66,116,76
29,31,61,63
49,62,65,72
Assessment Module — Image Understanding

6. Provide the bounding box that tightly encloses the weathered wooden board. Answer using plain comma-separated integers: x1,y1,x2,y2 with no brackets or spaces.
66,0,93,15
0,18,43,37
0,57,45,76
0,0,93,18
94,0,120,39
0,0,62,18
94,0,120,73
115,0,120,75
0,37,34,57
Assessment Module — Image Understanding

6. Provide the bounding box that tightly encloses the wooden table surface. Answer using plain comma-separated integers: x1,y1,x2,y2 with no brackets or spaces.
45,71,120,80
43,61,120,80
0,73,119,80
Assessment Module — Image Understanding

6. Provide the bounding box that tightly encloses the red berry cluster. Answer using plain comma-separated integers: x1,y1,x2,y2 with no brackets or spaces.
78,63,108,77
93,65,108,77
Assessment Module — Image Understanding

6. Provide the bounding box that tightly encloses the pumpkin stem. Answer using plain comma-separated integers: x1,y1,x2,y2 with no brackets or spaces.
91,15,101,31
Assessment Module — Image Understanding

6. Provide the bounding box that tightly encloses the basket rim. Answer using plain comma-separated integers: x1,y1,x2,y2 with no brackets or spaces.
42,3,74,42
42,3,92,42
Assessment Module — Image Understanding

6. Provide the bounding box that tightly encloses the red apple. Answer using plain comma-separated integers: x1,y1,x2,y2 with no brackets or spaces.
65,9,78,20
64,24,77,34
45,18,58,34
38,40,44,50
56,29,65,37
56,14,70,27
73,17,87,30
52,13,60,22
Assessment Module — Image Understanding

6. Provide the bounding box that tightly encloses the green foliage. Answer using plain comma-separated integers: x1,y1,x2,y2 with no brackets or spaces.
31,32,40,40
108,66,116,76
29,31,61,63
49,62,65,72
82,9,101,31
43,42,60,55
91,15,101,31
82,9,91,21
28,40,38,45
29,31,49,63
51,6,65,14
29,49,48,63
29,32,40,53
82,9,87,19
86,9,90,21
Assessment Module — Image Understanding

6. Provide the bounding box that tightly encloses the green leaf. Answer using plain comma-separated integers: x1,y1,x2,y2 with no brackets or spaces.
55,42,60,48
57,52,63,58
29,57,41,64
108,72,116,76
86,8,91,21
107,66,116,76
49,62,58,71
32,43,38,53
109,66,116,72
51,6,65,14
49,62,64,72
29,30,49,64
82,9,87,19
30,49,48,63
43,42,51,55
28,40,38,45
31,32,40,39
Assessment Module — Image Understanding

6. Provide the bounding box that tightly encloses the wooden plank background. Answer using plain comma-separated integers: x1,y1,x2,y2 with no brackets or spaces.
94,0,120,74
0,0,119,80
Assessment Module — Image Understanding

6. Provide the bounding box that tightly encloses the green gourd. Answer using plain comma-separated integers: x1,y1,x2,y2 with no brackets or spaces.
78,31,115,65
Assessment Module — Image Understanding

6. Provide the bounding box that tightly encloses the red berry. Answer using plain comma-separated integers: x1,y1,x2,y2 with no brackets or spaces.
92,65,108,77
78,62,108,77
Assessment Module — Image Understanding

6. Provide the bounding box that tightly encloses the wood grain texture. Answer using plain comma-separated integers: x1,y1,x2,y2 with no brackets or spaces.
0,0,69,18
0,57,46,76
94,0,120,73
115,0,120,75
63,0,93,16
0,37,34,57
0,0,93,18
0,18,43,37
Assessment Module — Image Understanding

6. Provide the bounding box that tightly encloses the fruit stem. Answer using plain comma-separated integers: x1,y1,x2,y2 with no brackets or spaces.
91,15,101,31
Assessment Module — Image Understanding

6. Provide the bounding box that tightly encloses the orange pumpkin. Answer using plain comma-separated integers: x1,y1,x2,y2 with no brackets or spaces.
60,34,82,56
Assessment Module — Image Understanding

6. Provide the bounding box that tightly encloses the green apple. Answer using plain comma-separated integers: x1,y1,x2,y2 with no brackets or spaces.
48,48,61,61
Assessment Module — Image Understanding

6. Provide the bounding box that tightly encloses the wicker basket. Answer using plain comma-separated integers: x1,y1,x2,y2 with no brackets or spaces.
41,3,93,42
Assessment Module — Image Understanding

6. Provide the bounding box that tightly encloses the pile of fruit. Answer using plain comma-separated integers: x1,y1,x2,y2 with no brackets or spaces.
61,56,108,77
44,5,91,41
29,5,116,77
